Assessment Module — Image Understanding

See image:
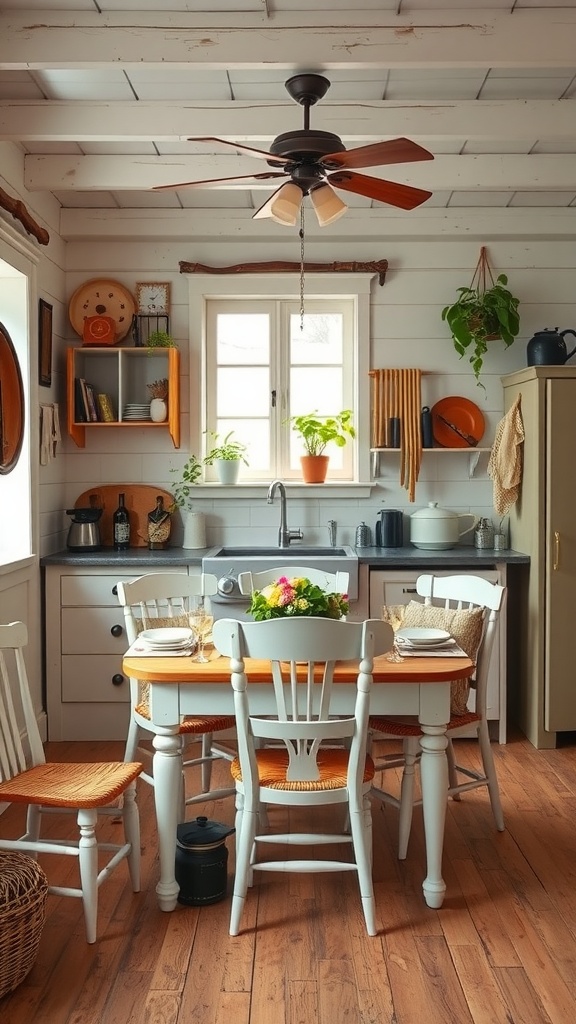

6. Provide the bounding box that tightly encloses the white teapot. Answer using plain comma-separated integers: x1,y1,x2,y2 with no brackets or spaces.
410,502,477,551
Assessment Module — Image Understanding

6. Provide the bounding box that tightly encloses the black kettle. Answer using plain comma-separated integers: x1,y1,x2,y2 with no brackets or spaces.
527,327,576,367
375,509,403,548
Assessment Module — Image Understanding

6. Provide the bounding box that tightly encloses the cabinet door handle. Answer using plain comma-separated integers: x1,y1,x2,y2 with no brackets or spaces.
402,587,417,594
554,530,560,571
112,673,124,687
111,624,123,638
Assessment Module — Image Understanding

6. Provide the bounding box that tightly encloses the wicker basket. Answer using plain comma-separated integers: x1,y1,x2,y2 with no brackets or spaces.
0,852,48,1000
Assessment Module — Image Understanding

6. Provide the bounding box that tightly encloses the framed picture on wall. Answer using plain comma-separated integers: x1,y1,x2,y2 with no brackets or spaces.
39,298,53,387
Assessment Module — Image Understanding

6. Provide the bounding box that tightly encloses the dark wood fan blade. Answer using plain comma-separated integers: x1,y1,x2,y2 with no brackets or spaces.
154,171,287,192
188,137,290,166
321,138,434,171
328,171,432,210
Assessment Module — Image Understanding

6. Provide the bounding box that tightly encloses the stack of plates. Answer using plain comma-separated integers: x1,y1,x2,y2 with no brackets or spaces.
396,627,454,650
139,627,196,651
123,403,151,421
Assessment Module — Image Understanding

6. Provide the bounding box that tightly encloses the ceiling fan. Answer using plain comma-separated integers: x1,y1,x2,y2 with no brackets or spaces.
155,73,434,225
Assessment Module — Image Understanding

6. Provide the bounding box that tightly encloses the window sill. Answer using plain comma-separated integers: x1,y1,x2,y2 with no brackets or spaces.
197,482,374,499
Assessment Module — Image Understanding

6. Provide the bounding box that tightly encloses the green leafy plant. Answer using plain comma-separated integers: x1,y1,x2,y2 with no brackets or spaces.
249,575,349,622
441,247,520,384
169,454,203,511
290,409,356,456
146,329,177,351
204,430,249,465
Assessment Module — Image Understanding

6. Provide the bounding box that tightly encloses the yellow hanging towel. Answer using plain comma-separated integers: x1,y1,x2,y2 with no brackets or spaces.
487,393,524,516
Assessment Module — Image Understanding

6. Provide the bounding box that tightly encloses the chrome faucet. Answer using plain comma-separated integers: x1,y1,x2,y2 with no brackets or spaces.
267,479,303,548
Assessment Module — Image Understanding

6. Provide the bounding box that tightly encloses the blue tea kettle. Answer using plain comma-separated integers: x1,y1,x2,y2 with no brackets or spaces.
527,328,576,367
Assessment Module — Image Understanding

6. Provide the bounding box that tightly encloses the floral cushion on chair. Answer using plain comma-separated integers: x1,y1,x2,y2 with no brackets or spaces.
382,601,485,715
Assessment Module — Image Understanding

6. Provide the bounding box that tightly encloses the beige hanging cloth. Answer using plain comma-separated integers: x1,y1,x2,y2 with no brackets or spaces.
488,393,524,516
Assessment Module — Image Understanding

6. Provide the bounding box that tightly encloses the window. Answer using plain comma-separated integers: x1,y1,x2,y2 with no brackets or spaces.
190,274,372,483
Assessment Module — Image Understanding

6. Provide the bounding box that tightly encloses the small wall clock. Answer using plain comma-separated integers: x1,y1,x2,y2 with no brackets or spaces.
136,282,171,315
68,278,136,342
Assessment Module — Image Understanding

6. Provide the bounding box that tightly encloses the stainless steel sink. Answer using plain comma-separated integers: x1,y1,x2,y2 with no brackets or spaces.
203,544,359,612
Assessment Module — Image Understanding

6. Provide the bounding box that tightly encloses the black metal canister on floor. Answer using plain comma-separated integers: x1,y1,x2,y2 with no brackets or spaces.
175,816,235,906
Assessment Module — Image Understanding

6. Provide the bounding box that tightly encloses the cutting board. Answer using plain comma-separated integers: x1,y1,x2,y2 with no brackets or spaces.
75,484,174,548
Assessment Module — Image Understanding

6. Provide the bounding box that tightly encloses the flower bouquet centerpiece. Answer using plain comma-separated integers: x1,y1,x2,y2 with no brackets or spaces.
249,575,349,622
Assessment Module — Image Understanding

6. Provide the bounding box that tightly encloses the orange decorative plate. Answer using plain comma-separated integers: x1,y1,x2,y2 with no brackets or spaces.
431,397,485,448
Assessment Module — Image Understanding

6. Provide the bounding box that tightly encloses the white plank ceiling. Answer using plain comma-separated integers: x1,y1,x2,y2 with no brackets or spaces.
1,2,576,235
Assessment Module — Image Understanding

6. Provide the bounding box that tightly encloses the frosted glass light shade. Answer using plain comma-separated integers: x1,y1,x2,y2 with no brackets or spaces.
269,182,303,225
310,184,348,226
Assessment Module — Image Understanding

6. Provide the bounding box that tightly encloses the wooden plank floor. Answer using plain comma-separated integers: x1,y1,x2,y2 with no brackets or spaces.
2,731,576,1023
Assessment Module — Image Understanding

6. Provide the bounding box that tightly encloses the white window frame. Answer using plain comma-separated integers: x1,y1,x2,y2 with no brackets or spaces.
187,274,373,484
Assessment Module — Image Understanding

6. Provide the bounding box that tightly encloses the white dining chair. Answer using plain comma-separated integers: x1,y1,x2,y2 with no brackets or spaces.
238,566,350,598
0,621,142,943
212,615,393,936
117,572,236,817
369,573,506,859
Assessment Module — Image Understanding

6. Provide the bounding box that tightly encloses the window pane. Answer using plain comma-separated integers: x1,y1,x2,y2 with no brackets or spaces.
214,419,269,471
290,313,343,365
290,368,343,416
217,313,269,365
217,368,269,417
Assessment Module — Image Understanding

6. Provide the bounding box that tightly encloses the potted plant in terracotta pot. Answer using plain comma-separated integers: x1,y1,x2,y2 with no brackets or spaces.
290,409,355,483
441,246,520,385
204,430,249,485
169,453,206,548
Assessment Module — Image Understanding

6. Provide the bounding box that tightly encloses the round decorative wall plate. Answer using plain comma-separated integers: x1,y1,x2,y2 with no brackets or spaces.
68,278,136,341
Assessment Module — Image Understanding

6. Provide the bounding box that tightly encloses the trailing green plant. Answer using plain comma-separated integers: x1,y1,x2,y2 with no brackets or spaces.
290,409,356,456
441,247,520,385
169,454,203,511
203,430,249,465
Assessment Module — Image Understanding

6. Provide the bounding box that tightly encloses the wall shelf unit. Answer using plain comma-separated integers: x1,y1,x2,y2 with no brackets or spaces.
370,447,491,478
66,346,180,449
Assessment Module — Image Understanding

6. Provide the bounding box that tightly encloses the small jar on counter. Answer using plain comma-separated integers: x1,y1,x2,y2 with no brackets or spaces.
474,517,494,549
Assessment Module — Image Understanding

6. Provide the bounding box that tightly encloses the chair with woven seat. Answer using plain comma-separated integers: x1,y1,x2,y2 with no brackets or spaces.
0,621,142,944
117,572,236,817
212,615,393,936
369,573,506,859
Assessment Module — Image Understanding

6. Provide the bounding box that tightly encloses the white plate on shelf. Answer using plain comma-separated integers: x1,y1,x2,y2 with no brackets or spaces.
396,627,451,646
140,627,194,646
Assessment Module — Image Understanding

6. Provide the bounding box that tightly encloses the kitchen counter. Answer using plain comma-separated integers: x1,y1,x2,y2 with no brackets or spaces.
41,545,529,568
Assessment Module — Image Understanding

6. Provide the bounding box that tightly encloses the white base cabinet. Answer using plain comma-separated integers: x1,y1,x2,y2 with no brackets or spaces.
368,567,507,743
45,564,197,741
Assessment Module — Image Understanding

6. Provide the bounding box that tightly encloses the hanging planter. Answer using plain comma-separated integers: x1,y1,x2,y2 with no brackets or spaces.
441,246,520,385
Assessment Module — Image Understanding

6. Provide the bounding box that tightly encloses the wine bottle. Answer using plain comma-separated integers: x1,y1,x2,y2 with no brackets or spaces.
113,492,130,550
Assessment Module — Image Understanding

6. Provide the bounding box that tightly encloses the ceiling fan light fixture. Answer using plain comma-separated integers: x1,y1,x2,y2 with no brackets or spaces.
310,184,348,226
269,182,303,225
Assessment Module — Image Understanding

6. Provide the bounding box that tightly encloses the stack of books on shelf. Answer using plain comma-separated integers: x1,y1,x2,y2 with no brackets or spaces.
74,378,115,422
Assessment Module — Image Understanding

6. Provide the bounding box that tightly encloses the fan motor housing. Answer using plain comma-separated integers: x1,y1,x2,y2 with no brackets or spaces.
268,130,345,162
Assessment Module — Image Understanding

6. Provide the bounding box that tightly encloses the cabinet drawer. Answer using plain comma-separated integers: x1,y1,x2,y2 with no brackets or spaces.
61,574,140,607
62,655,129,703
62,607,128,654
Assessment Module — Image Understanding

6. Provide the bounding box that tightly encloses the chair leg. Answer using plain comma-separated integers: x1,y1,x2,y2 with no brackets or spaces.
477,720,505,831
124,715,141,763
230,802,258,936
397,737,419,860
122,781,142,891
348,798,377,936
201,733,213,793
22,804,42,845
446,738,461,801
77,808,99,944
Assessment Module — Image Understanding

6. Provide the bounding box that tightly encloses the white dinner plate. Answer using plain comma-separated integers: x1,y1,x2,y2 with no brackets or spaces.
140,627,194,645
396,627,451,646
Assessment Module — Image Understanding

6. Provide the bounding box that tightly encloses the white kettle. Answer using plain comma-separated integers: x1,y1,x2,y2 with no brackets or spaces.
410,502,477,551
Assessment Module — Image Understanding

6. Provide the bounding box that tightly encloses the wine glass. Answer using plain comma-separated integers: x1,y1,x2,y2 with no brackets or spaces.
189,597,214,664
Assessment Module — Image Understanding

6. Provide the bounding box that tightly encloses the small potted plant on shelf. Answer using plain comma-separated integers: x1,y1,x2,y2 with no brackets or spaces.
441,246,520,386
147,377,168,422
204,430,249,485
290,409,355,483
146,329,177,352
169,454,206,548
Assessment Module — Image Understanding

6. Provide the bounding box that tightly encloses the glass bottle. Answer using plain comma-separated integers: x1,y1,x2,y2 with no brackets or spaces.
113,492,130,550
147,495,171,550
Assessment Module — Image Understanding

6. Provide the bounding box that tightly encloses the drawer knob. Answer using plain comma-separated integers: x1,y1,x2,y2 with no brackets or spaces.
112,674,124,687
111,624,123,638
112,585,118,596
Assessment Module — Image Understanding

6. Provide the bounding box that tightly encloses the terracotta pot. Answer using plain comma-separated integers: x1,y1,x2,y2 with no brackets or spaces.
300,454,329,484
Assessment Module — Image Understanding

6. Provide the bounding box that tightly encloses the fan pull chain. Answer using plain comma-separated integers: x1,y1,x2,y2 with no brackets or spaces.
299,202,305,331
